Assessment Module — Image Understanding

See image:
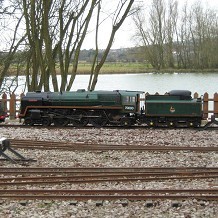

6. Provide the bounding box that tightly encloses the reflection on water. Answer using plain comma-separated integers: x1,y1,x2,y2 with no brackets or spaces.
17,72,218,95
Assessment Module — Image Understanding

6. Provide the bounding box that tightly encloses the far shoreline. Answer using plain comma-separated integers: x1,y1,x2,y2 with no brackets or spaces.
7,63,218,76
77,68,218,75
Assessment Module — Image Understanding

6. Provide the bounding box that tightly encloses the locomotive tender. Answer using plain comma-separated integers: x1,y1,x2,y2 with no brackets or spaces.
18,89,203,128
142,90,202,127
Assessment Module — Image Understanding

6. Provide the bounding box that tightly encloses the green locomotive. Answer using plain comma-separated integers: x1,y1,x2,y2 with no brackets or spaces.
19,89,203,128
19,90,142,127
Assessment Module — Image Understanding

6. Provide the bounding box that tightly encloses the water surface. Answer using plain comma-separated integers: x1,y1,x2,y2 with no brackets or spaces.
73,72,218,96
17,72,218,96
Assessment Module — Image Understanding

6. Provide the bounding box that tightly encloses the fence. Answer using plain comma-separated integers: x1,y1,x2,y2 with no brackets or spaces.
199,92,218,119
1,93,24,119
0,92,218,120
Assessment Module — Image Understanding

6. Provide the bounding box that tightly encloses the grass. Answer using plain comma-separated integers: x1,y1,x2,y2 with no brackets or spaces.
5,62,218,76
69,62,151,74
74,62,218,74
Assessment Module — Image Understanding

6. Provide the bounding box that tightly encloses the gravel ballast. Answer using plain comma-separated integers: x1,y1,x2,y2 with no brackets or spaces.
0,124,218,217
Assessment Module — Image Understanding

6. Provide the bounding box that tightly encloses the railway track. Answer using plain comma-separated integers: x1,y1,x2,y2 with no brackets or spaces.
1,167,218,185
1,167,218,200
9,139,218,152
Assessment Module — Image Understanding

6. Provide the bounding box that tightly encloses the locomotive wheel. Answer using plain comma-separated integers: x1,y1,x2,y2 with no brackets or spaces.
89,110,108,128
120,117,132,127
193,121,201,128
72,110,89,127
187,121,193,128
187,121,199,128
166,121,175,128
42,117,51,126
24,117,33,126
53,118,69,127
147,120,156,127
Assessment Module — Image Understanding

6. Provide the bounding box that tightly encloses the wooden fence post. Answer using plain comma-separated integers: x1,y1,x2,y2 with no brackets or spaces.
214,93,218,118
20,93,25,98
10,93,16,119
203,92,208,119
194,92,198,99
2,93,7,112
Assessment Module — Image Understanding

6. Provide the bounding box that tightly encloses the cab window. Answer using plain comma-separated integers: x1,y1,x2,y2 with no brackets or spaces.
123,96,136,103
130,96,136,102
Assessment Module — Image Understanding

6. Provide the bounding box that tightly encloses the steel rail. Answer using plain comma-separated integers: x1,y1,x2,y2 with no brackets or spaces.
1,189,218,194
0,175,218,186
1,167,218,173
1,171,218,179
1,195,218,200
9,139,218,152
1,167,218,174
1,189,218,200
11,145,218,152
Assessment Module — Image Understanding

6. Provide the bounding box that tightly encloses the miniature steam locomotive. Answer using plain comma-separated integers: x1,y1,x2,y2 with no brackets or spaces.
18,89,203,128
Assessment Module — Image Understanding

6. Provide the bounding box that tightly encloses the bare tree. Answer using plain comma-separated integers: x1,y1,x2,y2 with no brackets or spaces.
133,0,168,70
165,0,178,68
133,0,218,70
88,0,135,90
174,2,190,68
190,3,218,69
175,2,218,69
22,0,97,92
0,1,26,91
66,0,97,91
87,0,101,91
22,0,101,92
0,0,137,93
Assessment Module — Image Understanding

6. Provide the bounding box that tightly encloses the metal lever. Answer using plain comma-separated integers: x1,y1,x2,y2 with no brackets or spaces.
203,115,218,130
0,138,30,164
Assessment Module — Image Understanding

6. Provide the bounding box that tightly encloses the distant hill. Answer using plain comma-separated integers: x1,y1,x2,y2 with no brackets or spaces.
79,47,144,63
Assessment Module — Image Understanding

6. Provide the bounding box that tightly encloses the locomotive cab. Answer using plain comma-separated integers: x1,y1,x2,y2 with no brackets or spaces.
118,91,142,114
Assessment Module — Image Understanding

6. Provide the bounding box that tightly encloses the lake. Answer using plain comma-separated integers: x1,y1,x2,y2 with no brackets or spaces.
18,72,218,96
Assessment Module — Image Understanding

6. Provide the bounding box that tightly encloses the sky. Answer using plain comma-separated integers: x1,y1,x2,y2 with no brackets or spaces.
82,0,218,50
1,0,217,51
